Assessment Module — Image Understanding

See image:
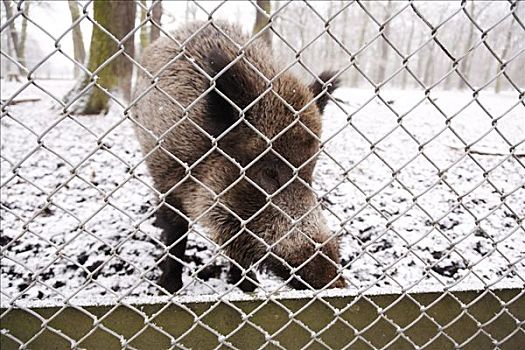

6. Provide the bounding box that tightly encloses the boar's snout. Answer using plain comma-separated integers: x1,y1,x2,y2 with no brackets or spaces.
288,240,347,290
261,184,346,290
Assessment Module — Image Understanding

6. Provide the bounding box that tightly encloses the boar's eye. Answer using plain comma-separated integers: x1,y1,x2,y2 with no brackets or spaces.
260,168,280,193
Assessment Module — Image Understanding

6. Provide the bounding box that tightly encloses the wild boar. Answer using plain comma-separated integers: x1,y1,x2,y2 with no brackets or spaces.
131,21,345,293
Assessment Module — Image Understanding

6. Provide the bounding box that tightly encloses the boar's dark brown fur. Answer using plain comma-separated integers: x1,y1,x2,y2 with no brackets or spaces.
132,21,345,293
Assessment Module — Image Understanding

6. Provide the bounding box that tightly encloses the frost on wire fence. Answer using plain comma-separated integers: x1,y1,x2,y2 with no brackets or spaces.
1,0,524,349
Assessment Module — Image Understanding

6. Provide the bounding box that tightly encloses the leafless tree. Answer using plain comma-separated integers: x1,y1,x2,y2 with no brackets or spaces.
64,0,136,114
139,0,149,50
185,1,197,22
351,9,369,87
253,0,272,48
423,9,448,86
2,0,25,75
269,1,524,91
150,0,162,42
19,1,29,65
376,0,393,83
401,19,415,89
323,1,336,69
456,1,491,89
67,0,86,78
495,15,516,93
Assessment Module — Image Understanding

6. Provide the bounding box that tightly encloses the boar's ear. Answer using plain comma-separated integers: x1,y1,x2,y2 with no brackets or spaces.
204,49,259,137
309,71,340,114
207,49,258,112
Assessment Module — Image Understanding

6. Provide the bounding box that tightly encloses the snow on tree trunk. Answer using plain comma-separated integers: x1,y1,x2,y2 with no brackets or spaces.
150,0,162,43
253,0,272,48
68,0,86,78
65,0,136,115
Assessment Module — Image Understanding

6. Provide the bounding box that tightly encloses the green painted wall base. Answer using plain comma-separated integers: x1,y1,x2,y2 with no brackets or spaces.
1,288,524,349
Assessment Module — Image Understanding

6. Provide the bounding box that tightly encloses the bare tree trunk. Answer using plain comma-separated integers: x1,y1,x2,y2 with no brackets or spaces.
150,0,162,42
297,5,307,48
2,0,24,73
415,34,427,84
19,1,29,65
376,0,393,83
482,50,493,86
418,9,446,85
351,13,368,87
185,1,197,22
456,1,476,89
339,0,349,46
323,1,336,69
444,19,464,89
4,29,19,81
68,0,86,78
253,0,272,48
401,19,415,89
456,2,490,89
495,16,515,93
425,9,448,86
423,45,435,85
139,0,149,50
65,0,136,114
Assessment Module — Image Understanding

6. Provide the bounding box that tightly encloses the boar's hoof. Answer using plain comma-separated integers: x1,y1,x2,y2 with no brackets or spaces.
158,271,183,293
228,264,258,292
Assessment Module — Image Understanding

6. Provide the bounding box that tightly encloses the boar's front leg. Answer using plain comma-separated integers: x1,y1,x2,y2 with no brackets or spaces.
155,203,188,293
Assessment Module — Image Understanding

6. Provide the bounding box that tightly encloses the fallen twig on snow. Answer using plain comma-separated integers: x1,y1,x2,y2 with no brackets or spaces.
447,144,525,158
1,98,41,106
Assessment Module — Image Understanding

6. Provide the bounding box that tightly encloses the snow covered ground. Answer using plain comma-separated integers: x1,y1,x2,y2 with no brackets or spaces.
1,79,524,306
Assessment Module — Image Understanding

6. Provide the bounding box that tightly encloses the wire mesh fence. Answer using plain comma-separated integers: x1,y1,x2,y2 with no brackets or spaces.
1,0,524,349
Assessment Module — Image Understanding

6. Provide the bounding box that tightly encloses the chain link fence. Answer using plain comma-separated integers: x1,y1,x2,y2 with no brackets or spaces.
1,0,524,349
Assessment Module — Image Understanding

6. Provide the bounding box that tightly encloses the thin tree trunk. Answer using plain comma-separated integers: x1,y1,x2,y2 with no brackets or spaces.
68,0,86,78
150,0,162,42
423,45,435,85
19,1,29,66
444,20,464,89
425,9,448,85
297,6,307,48
2,0,24,73
457,1,476,89
139,0,149,49
376,0,393,83
351,13,368,87
495,16,515,93
65,0,136,114
323,1,336,69
401,19,415,89
339,0,349,47
456,2,490,89
482,50,492,85
4,29,19,81
185,1,197,22
253,0,272,48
